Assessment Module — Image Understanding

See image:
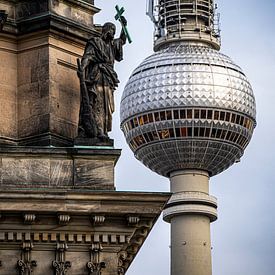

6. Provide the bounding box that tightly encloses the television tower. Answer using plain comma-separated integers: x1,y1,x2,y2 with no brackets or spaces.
120,0,256,275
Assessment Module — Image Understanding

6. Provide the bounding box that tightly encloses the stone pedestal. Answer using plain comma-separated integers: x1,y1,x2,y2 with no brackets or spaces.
0,146,120,190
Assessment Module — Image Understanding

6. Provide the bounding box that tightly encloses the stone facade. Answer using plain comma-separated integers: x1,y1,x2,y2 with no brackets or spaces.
0,0,100,146
0,1,171,274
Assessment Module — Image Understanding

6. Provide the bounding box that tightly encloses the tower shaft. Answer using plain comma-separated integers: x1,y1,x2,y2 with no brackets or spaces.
163,170,217,275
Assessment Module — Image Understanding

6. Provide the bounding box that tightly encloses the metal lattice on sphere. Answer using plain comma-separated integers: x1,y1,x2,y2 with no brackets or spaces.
120,44,256,177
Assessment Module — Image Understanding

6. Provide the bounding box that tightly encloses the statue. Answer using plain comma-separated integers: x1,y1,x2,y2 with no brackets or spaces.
0,10,8,31
77,9,130,142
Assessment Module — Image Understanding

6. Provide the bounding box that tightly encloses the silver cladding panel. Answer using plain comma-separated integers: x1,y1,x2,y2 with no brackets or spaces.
120,44,256,177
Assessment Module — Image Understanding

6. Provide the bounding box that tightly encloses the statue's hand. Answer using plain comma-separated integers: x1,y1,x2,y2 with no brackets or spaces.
77,67,84,78
120,16,127,26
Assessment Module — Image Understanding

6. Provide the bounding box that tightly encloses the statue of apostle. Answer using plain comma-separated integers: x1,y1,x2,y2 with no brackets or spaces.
77,17,127,141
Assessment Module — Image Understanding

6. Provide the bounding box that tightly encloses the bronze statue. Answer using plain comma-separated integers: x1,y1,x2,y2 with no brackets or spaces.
0,10,7,31
77,16,128,141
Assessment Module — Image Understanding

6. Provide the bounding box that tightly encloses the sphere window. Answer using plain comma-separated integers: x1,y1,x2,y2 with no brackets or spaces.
199,127,205,137
205,128,210,137
173,110,179,119
148,113,154,123
167,110,172,120
169,128,175,137
138,116,144,126
133,117,138,127
231,114,236,123
180,127,187,137
240,116,244,126
180,110,186,119
207,110,213,119
187,109,192,119
225,112,231,122
216,129,222,138
160,111,166,121
221,130,227,139
187,127,192,137
236,115,241,125
154,112,160,121
201,110,207,119
130,120,134,129
194,110,200,119
194,127,199,136
220,111,225,121
143,114,149,124
214,111,219,120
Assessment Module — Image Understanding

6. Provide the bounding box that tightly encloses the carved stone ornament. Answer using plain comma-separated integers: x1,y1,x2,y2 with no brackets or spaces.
87,244,106,275
24,214,36,224
52,260,71,275
87,261,106,275
58,214,70,225
17,242,37,275
127,216,140,225
117,251,127,275
92,215,105,225
52,243,71,275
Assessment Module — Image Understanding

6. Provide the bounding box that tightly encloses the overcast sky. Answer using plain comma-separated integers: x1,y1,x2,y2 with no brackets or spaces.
95,1,275,274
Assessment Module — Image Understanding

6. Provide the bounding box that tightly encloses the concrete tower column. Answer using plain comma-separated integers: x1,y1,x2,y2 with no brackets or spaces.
163,170,217,275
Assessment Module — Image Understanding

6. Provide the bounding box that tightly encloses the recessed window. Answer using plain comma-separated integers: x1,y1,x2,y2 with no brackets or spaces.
169,128,175,137
152,130,159,140
167,110,172,120
159,129,170,139
173,110,179,119
225,112,231,122
133,117,138,127
148,113,154,123
240,116,244,126
201,109,207,119
211,128,217,138
214,111,219,120
205,128,210,137
175,128,180,137
138,116,144,126
160,111,166,121
216,129,222,138
187,109,192,119
199,127,205,137
221,130,226,139
226,131,232,140
187,127,192,137
207,110,213,119
130,119,135,129
220,111,225,121
181,127,187,137
194,127,199,136
154,112,160,121
194,110,200,119
180,110,186,119
231,114,236,123
236,115,240,125
148,132,155,141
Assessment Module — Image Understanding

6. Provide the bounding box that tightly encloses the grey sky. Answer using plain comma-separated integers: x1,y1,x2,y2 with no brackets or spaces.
95,1,275,274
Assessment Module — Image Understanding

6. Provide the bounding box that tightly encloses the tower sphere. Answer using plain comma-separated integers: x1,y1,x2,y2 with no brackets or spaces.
120,43,256,177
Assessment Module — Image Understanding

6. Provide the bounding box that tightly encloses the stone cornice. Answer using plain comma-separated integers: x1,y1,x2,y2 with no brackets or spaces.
0,190,171,215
